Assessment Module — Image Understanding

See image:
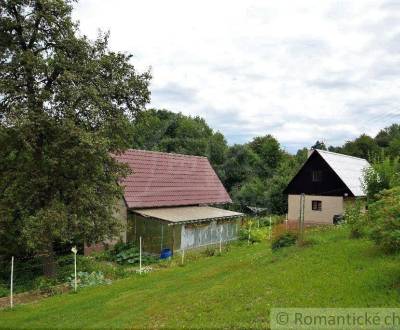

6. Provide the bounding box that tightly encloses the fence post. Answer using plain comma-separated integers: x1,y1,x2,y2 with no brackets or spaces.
299,194,305,244
219,226,223,253
181,249,185,265
139,236,142,274
248,221,252,245
10,256,14,309
71,246,78,292
269,216,272,240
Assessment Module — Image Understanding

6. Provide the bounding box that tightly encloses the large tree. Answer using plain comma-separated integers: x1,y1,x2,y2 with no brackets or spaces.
0,0,151,274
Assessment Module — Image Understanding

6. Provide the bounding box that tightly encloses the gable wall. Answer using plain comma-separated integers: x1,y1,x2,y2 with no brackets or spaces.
284,152,352,196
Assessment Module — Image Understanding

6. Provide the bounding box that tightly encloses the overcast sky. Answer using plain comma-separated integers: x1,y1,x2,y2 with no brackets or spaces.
74,0,400,152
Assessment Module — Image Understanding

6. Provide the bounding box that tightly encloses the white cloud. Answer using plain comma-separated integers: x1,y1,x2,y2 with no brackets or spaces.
73,0,400,152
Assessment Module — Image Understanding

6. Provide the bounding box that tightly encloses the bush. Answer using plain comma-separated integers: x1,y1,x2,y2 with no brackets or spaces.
67,271,111,289
33,276,59,296
344,200,366,238
271,232,297,250
202,246,216,257
109,242,158,265
0,283,8,298
368,187,400,253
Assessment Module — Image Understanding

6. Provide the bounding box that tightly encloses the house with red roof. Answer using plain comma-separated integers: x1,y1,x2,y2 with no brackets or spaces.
86,149,243,255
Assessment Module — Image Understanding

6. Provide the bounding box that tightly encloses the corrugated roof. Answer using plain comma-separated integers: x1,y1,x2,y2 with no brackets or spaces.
114,149,232,209
133,206,243,224
313,149,370,197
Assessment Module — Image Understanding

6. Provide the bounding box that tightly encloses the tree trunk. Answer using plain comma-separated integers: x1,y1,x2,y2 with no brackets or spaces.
42,242,56,278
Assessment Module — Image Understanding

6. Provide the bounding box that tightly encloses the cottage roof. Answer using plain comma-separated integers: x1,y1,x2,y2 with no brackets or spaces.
311,149,370,197
114,149,231,209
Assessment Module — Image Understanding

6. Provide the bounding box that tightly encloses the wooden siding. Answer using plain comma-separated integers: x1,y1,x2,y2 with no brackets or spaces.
284,151,353,197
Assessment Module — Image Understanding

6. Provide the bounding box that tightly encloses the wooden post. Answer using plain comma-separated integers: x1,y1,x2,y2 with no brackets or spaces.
181,249,185,265
299,194,305,244
269,216,272,240
10,256,14,309
247,221,252,245
172,225,175,255
71,246,78,292
139,236,142,274
160,223,164,252
219,226,223,253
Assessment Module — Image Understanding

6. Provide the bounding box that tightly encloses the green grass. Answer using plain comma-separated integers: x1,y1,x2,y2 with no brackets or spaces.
1,227,400,329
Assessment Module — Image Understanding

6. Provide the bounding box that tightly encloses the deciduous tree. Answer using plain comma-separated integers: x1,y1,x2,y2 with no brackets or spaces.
0,0,151,275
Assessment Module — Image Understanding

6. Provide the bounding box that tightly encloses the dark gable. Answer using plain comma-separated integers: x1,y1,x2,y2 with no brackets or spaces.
283,151,353,197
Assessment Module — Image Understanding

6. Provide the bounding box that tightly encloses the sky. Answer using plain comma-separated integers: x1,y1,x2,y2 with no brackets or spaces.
73,0,400,152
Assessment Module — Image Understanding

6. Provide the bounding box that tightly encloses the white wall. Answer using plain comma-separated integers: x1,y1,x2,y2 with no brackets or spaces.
288,194,344,224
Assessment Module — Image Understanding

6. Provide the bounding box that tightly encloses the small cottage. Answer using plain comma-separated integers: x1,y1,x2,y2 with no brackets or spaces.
283,149,370,225
86,150,243,255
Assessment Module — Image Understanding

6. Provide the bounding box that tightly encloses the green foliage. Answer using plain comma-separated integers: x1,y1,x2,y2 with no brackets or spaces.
368,187,400,253
0,283,8,298
363,156,400,201
375,124,400,149
110,242,158,265
68,271,111,289
344,200,366,238
0,0,150,261
33,276,59,296
311,140,327,150
271,232,298,250
202,246,216,257
238,221,266,243
249,135,283,178
331,134,380,162
131,109,228,170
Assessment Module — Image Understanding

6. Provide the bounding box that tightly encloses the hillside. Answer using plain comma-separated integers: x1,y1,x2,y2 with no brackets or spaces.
1,227,400,329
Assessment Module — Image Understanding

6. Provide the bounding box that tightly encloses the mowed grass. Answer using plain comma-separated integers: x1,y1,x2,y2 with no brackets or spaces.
1,227,400,329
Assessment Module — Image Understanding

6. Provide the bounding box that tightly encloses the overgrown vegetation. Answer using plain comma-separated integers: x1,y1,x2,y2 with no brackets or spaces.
344,200,366,238
367,187,400,253
107,242,158,265
271,232,298,250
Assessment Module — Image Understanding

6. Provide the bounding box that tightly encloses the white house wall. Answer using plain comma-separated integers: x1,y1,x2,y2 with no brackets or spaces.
288,194,344,224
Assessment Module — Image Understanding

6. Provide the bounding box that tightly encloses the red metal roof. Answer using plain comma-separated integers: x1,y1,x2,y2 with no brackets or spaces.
114,149,232,209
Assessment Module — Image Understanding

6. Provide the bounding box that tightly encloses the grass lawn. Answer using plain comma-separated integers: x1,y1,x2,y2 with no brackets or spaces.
1,227,400,329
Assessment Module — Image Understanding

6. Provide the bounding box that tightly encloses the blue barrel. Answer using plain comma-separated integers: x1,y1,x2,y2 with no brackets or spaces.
160,248,172,259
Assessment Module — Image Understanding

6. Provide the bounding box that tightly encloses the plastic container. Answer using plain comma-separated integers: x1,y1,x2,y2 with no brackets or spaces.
160,248,173,259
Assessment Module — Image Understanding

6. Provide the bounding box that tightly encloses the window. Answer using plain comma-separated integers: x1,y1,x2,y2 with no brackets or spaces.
312,170,322,182
312,200,322,211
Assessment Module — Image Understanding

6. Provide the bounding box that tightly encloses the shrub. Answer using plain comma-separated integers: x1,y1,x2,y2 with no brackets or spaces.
368,187,400,253
202,246,216,257
33,276,59,296
109,242,158,265
271,232,297,250
344,200,366,238
67,271,111,289
0,284,8,298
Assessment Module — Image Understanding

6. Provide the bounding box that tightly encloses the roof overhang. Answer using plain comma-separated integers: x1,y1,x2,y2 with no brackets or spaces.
133,206,244,225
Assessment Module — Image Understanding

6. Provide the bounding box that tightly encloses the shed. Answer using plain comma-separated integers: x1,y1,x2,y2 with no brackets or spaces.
112,149,244,254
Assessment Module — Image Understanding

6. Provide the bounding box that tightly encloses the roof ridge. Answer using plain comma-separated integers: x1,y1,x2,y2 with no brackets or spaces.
315,149,368,162
123,149,208,159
